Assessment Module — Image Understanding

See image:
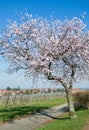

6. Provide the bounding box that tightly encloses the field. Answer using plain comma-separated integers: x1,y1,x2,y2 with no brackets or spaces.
0,93,66,122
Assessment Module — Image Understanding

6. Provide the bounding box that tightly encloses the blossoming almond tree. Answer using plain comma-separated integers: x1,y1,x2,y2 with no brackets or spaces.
1,12,89,118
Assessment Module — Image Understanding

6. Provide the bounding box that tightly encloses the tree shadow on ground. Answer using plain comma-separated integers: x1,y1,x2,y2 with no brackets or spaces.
39,105,87,121
0,106,48,123
39,106,69,120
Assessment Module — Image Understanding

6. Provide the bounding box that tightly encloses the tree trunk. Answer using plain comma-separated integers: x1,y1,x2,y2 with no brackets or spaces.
66,89,77,119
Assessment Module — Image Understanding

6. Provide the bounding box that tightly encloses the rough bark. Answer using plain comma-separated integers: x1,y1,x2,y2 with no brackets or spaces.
66,89,77,119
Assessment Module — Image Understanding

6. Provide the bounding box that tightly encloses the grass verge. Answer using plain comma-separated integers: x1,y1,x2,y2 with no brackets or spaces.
37,108,89,130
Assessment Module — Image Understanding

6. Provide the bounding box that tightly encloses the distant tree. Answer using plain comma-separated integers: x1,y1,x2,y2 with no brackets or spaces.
25,89,30,94
13,88,16,91
6,86,12,90
48,88,51,93
1,12,89,118
13,86,20,91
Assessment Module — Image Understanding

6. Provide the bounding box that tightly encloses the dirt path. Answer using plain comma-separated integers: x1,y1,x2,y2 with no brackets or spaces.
83,125,89,130
82,121,89,130
0,103,68,130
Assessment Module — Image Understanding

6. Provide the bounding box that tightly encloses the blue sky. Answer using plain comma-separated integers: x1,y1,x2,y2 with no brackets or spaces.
0,0,89,89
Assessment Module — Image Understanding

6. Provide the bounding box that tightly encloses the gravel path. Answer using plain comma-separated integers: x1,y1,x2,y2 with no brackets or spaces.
0,103,68,130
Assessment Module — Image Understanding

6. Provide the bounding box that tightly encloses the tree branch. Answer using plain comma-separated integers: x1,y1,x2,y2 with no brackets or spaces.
45,72,68,91
69,67,76,89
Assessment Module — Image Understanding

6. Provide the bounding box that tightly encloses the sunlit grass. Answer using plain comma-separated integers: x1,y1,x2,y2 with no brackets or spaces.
37,108,89,130
0,97,66,122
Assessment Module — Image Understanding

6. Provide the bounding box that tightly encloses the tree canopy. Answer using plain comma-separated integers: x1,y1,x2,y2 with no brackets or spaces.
0,12,89,118
1,13,89,86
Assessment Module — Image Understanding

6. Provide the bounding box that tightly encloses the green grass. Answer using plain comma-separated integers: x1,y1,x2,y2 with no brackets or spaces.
37,108,89,130
0,97,66,122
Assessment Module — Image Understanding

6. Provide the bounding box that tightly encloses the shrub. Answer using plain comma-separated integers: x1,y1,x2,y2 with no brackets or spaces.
74,91,89,109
